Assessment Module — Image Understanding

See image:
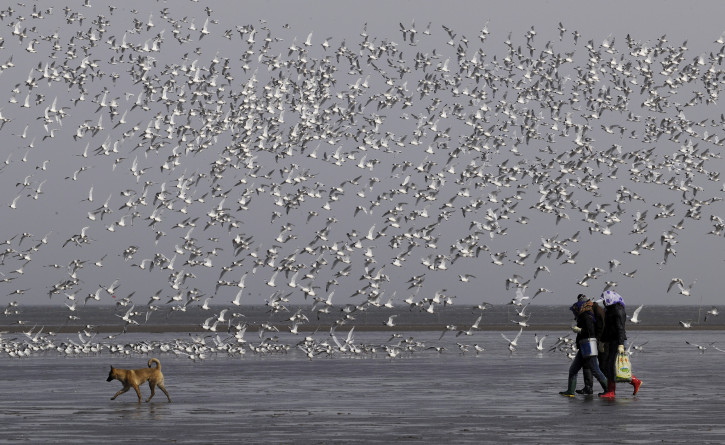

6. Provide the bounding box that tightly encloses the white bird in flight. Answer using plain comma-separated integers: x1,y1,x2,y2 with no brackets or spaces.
668,278,696,297
629,304,644,324
501,327,523,352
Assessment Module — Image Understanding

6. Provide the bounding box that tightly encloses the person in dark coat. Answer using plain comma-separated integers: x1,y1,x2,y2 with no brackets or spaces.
576,295,606,394
598,290,643,398
559,296,608,397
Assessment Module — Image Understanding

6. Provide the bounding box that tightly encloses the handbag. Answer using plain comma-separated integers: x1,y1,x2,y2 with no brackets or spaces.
615,351,632,382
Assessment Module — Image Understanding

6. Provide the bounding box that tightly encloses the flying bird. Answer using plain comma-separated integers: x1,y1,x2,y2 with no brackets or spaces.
667,278,696,296
629,304,644,324
501,327,523,352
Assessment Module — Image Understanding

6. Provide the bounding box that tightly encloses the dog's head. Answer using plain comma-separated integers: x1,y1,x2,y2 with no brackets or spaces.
107,366,117,382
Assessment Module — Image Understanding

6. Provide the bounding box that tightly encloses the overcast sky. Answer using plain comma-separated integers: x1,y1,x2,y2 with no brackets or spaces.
1,0,725,316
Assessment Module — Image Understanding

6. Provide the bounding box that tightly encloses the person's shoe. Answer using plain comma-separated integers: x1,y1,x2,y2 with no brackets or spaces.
630,376,642,396
575,387,593,395
560,376,577,397
599,381,616,399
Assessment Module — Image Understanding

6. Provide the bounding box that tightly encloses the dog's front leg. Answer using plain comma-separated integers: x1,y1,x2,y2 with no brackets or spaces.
132,384,142,403
111,385,130,400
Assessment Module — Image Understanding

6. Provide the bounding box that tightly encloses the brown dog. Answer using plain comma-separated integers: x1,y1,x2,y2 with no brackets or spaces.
107,358,171,403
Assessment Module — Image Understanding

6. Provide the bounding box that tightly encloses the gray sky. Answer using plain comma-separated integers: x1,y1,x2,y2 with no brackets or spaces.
1,0,725,317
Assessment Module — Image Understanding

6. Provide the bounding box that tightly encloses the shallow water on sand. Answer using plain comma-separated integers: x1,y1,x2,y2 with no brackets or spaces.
2,331,725,444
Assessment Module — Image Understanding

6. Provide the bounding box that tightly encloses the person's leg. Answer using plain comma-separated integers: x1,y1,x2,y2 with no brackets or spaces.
569,350,583,377
577,366,593,394
599,341,617,398
623,341,643,395
588,356,608,393
605,341,617,381
560,351,582,397
630,375,642,395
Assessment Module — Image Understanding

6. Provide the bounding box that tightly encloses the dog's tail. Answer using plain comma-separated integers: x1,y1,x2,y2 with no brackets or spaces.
148,358,161,370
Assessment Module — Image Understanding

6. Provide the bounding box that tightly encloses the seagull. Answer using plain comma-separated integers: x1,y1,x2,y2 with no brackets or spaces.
608,259,622,272
85,288,102,305
627,341,648,355
266,270,278,287
704,307,719,322
534,333,547,351
501,327,523,352
685,340,711,352
629,304,644,324
510,288,530,306
679,320,693,328
533,265,550,279
668,278,696,296
473,302,493,312
9,195,21,209
103,279,120,295
457,314,483,337
232,288,244,306
490,252,506,266
470,314,483,330
458,273,476,282
439,324,457,340
383,315,398,327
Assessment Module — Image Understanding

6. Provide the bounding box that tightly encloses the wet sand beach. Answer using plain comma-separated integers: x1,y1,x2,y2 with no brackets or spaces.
2,330,725,444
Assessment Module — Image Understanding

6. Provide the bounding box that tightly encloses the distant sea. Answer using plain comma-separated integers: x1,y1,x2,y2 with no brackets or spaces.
1,304,721,333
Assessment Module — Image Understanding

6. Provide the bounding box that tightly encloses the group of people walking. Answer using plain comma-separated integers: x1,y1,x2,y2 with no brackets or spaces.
559,290,642,399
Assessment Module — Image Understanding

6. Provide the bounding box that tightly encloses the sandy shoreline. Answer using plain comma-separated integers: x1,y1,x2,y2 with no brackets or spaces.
0,323,720,334
4,330,725,444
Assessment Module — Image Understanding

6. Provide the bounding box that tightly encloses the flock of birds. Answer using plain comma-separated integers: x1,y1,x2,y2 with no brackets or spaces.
1,2,725,359
0,312,653,360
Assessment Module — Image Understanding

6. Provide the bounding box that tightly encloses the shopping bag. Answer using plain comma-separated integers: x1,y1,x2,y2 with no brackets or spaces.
615,352,632,382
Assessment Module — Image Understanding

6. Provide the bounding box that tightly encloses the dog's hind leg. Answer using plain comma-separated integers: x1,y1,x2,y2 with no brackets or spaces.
157,382,171,402
146,382,156,402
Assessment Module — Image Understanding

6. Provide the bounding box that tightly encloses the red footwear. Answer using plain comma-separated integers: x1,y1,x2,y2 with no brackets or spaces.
631,376,642,396
599,381,616,399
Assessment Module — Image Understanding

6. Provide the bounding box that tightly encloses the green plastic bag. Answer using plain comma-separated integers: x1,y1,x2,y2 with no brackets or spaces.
615,352,632,382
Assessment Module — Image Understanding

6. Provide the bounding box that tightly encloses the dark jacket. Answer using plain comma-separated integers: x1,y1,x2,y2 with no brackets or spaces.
601,303,627,345
592,302,605,340
575,305,598,343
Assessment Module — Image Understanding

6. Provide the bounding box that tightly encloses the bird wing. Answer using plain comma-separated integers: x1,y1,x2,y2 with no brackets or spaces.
667,278,682,293
513,327,523,342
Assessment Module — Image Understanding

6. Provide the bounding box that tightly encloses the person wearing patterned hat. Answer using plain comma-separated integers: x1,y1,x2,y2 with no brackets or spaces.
598,290,643,398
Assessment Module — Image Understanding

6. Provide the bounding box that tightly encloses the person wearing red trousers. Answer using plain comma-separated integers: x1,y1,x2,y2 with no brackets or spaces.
598,290,643,398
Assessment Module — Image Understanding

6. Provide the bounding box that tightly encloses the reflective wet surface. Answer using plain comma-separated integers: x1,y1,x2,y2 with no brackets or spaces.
2,331,724,444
